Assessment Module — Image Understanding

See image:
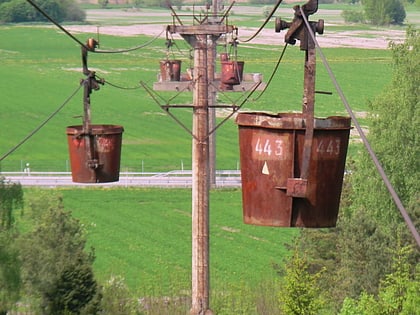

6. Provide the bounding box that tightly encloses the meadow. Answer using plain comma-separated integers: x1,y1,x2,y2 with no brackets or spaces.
0,3,409,312
0,24,392,172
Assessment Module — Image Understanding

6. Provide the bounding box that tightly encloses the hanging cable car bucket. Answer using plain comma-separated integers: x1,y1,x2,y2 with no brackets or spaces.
159,59,182,81
220,60,244,90
66,124,124,183
236,112,351,228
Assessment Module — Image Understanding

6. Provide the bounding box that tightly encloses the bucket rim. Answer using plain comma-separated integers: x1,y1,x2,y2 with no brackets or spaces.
235,111,351,130
66,124,124,135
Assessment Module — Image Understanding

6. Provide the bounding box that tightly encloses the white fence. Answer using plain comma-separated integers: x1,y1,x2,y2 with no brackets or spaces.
2,170,242,188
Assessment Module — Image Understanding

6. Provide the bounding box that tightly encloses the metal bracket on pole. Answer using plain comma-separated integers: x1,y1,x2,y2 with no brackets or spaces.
275,0,323,198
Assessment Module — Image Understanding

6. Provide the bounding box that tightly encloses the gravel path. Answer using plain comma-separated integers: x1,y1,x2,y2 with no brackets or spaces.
59,8,406,50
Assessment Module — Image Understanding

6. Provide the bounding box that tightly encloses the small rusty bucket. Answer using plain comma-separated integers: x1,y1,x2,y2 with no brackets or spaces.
220,60,244,90
66,125,124,183
236,112,351,228
159,60,181,81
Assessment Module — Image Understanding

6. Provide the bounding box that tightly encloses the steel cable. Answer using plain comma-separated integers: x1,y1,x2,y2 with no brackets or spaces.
299,7,420,248
0,83,83,162
252,43,288,101
238,0,284,43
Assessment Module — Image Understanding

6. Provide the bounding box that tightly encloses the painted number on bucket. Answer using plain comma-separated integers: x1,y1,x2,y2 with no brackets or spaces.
315,138,341,158
97,137,115,153
252,136,287,160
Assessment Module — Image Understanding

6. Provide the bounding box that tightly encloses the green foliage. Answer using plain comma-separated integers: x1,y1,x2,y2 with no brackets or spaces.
19,192,99,314
338,244,420,315
0,232,21,314
0,0,85,23
278,251,326,315
362,26,419,226
288,27,419,312
100,275,139,315
0,178,22,230
361,0,406,25
341,9,365,23
45,260,99,315
0,178,22,313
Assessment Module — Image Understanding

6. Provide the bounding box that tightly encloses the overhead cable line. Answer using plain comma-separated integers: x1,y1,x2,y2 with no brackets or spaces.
94,28,165,54
95,75,142,90
0,84,82,162
25,0,164,54
299,7,420,248
252,43,288,101
238,0,284,43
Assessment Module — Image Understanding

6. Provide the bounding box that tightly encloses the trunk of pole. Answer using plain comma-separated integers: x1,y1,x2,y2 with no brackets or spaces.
208,37,217,187
191,34,212,315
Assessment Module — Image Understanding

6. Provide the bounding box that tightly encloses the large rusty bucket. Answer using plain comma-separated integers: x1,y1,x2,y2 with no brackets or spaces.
159,59,181,81
66,125,124,183
220,60,244,90
236,112,351,228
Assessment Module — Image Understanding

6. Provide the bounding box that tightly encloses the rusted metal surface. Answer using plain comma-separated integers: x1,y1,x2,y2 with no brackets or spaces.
236,112,351,228
159,59,182,81
236,0,351,227
68,39,124,183
66,125,124,183
220,60,244,90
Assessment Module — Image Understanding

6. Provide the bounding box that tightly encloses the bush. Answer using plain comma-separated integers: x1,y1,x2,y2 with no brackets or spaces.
362,0,406,25
341,9,365,23
0,0,84,23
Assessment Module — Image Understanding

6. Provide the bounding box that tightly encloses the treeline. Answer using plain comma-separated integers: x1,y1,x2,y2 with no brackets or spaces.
0,0,85,23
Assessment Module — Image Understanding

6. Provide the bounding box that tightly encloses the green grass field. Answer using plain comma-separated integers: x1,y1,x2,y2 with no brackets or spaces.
0,25,392,172
21,187,297,297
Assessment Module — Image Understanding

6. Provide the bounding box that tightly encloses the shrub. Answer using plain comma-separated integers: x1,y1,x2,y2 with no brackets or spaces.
0,0,84,23
341,9,365,23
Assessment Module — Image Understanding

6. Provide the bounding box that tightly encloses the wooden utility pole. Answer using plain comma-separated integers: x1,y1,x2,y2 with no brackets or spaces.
166,22,233,314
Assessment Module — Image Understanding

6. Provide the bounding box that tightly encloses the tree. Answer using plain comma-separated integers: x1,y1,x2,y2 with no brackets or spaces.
338,244,420,315
0,178,23,314
361,0,406,25
278,251,326,315
291,27,419,312
0,0,84,23
19,192,100,314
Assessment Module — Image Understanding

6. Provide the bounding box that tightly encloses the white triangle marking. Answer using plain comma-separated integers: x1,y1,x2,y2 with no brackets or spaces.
262,161,269,175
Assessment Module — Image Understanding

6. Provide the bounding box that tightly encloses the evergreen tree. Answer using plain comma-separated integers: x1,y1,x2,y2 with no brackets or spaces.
278,251,326,315
19,192,100,315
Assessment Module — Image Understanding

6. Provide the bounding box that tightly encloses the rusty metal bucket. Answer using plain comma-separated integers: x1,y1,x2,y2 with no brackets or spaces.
236,112,351,228
220,61,244,90
66,124,124,183
159,60,181,81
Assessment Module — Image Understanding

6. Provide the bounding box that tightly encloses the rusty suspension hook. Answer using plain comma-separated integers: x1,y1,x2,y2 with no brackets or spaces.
274,0,324,197
80,38,104,169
